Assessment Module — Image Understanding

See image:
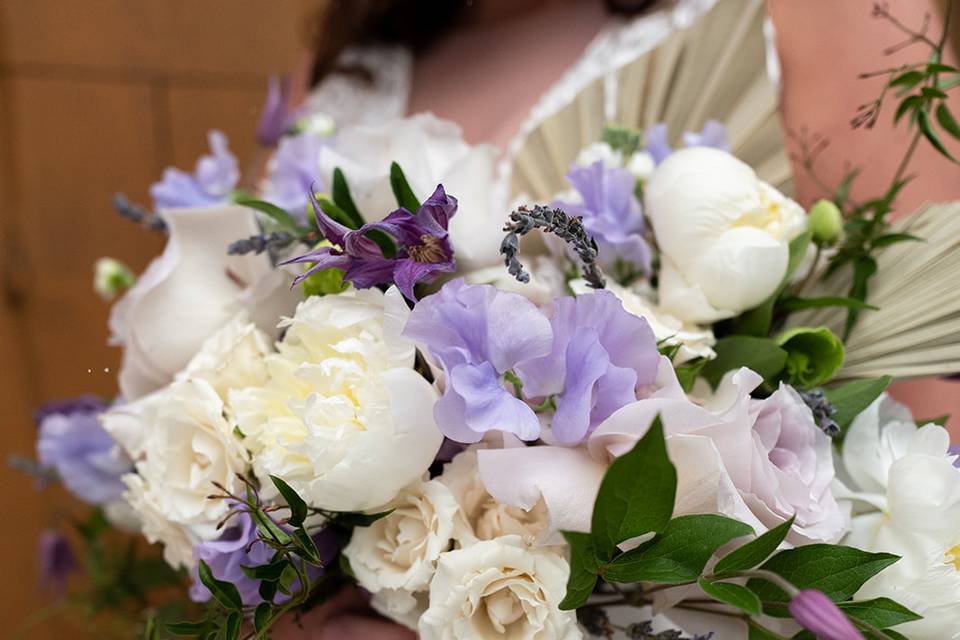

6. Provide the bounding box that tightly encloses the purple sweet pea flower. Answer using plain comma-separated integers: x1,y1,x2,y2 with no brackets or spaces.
39,529,76,593
190,513,336,606
403,279,554,443
150,130,239,209
256,75,294,147
35,396,131,505
950,444,960,468
788,589,865,640
645,119,731,165
515,290,658,443
554,161,652,276
260,132,327,220
285,184,458,300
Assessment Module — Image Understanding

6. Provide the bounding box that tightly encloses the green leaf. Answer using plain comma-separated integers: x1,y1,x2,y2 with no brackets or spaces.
292,528,323,565
241,559,288,581
559,531,601,610
919,413,949,426
713,517,794,577
331,167,365,228
894,96,923,124
871,232,924,248
389,162,421,213
837,597,922,629
602,124,642,156
834,169,861,209
825,376,892,433
750,623,786,640
921,86,949,100
197,559,243,611
844,255,878,339
746,545,899,616
889,70,925,88
698,578,762,615
330,509,395,528
936,103,960,140
779,296,878,312
166,620,209,636
250,508,293,546
277,564,298,595
776,326,845,388
223,612,242,640
259,577,278,603
591,417,676,560
701,336,788,388
237,198,301,232
674,358,707,393
939,74,960,90
300,265,348,297
602,514,753,584
927,62,959,74
918,108,957,162
270,475,308,527
254,603,271,633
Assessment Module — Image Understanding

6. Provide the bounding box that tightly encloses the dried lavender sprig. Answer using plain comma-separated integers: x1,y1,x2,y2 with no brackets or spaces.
799,388,841,437
227,230,295,256
501,204,606,289
112,192,167,233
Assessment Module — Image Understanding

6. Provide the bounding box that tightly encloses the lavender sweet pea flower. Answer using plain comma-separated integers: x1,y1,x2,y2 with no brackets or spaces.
949,444,960,467
260,131,327,217
645,120,731,165
150,130,239,209
190,513,336,606
39,529,76,593
403,279,553,442
285,184,458,300
789,590,865,640
515,291,658,443
554,161,652,276
36,396,131,505
256,75,293,147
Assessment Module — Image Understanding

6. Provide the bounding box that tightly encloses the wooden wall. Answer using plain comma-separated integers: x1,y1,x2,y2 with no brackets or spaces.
0,2,318,636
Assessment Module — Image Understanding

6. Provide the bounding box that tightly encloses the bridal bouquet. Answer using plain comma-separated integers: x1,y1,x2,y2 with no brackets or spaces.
26,8,960,640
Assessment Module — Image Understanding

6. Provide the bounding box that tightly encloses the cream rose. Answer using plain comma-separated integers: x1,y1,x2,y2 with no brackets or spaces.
645,147,806,323
418,536,581,640
231,287,443,512
344,479,461,630
109,204,299,400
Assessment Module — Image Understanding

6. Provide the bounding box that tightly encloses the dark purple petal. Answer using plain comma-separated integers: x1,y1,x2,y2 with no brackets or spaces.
788,590,864,640
392,257,454,302
33,395,105,425
307,187,350,246
285,248,352,287
417,184,458,230
39,530,76,593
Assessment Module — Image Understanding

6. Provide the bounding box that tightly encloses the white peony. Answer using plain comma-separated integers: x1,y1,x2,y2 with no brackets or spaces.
439,448,549,544
109,204,299,400
645,148,806,323
105,378,248,568
837,394,960,639
231,287,443,512
318,113,507,270
418,536,581,640
344,479,461,630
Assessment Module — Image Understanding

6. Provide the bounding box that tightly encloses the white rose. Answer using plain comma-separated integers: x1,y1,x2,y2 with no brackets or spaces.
109,205,300,400
418,536,581,640
105,378,248,568
570,279,715,364
837,395,960,639
344,479,461,630
318,113,507,270
231,287,442,512
645,148,806,323
440,448,549,544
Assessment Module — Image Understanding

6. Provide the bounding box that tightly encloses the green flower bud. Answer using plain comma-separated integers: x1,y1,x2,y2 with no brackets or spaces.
93,257,135,301
807,199,843,246
775,326,845,388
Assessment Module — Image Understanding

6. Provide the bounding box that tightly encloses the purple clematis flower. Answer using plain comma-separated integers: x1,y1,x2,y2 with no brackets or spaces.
190,513,336,606
150,130,239,209
256,75,294,147
35,395,131,505
39,530,76,594
403,279,553,443
553,161,652,276
645,119,731,165
285,184,458,300
516,290,659,443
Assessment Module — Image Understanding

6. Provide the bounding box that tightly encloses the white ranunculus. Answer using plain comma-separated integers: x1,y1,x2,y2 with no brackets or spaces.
231,287,442,512
418,536,581,640
570,279,715,364
344,479,461,630
440,448,549,545
318,113,506,270
837,395,960,639
109,205,300,400
105,378,248,568
645,147,806,323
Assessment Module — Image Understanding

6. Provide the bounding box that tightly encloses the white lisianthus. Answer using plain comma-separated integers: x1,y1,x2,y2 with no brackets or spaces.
645,147,806,323
836,394,960,639
109,205,300,400
231,287,443,512
318,113,507,270
570,279,715,364
344,479,461,630
418,536,581,640
440,448,550,544
105,378,248,568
